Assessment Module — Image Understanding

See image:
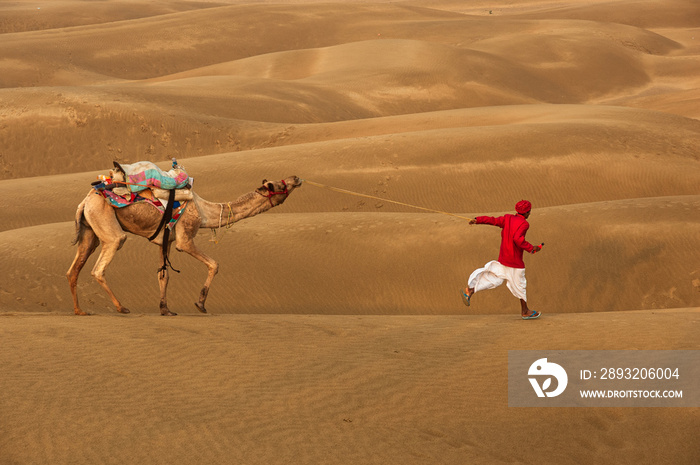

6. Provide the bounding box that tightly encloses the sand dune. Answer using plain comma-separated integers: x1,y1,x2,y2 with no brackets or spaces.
0,311,698,465
3,104,699,231
1,1,699,464
2,2,697,178
506,0,700,28
2,196,699,315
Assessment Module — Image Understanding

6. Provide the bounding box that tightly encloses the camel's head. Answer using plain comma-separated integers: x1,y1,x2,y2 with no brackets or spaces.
256,176,302,206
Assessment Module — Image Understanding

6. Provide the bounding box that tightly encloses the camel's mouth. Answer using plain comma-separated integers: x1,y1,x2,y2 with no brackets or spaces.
291,176,303,188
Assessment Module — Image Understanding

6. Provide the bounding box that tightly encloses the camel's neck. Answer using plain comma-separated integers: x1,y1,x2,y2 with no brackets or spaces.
197,191,273,229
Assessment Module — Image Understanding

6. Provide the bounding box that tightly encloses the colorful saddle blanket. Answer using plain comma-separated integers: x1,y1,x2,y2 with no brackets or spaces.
96,189,188,231
112,161,190,193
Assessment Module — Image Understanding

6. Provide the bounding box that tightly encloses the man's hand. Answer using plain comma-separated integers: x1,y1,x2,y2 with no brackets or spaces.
531,243,544,254
469,219,477,225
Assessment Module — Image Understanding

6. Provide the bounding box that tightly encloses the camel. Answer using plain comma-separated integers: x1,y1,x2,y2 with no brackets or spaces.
67,176,302,316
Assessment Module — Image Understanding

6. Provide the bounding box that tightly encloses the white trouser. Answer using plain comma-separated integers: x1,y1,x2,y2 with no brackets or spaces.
468,260,527,301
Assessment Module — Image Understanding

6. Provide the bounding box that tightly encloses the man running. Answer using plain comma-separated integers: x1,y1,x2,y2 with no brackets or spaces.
461,200,542,319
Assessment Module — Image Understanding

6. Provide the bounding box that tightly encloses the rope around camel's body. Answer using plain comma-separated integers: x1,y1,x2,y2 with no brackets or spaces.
210,202,234,243
302,180,474,222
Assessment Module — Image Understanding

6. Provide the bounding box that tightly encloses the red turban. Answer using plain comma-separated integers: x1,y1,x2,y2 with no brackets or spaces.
515,200,532,214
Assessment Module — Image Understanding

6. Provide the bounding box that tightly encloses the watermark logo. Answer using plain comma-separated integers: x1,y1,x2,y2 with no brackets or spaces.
509,351,698,407
528,358,568,397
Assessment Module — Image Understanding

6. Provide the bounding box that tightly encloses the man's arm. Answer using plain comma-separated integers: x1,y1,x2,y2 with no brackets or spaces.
469,216,504,227
513,222,535,253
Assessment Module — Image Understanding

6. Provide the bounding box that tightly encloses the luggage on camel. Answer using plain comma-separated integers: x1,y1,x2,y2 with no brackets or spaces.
91,158,193,247
93,158,191,196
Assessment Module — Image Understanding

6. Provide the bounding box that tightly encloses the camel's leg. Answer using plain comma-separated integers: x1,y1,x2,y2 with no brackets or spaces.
83,194,131,314
177,238,218,313
90,235,130,314
157,243,177,316
67,228,99,315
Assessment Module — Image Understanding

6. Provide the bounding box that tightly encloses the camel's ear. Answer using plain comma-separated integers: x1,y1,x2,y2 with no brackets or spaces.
262,179,268,185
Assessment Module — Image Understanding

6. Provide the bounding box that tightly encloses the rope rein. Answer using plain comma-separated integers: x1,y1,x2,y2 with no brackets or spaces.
210,202,234,243
302,180,474,222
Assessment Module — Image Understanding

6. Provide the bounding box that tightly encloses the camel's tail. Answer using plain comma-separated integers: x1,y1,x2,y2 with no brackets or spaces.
71,197,88,245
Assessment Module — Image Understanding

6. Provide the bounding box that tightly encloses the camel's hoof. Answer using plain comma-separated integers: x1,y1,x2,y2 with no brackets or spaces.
194,302,207,314
117,307,130,314
161,310,178,316
74,310,89,316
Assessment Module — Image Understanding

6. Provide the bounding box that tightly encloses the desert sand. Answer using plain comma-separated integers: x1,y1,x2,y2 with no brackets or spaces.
0,0,698,464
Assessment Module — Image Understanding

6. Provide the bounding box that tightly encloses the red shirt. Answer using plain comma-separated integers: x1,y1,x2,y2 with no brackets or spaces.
476,213,534,268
